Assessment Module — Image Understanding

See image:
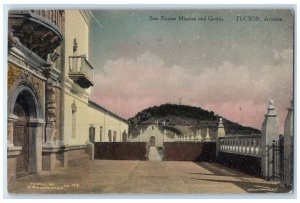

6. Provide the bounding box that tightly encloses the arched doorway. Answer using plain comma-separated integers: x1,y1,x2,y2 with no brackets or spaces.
150,136,155,146
11,88,39,177
13,96,30,175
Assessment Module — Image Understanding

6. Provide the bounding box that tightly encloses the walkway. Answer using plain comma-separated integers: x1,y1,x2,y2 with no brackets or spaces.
148,147,162,161
10,160,284,194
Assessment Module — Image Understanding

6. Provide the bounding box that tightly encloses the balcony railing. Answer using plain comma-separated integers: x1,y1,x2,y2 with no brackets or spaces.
219,134,261,157
68,55,94,88
30,10,64,30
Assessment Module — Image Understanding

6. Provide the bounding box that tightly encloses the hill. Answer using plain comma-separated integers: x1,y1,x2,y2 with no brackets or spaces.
128,103,260,136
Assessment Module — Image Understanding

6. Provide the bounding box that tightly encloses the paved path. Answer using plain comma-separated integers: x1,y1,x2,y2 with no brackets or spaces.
10,160,284,194
148,147,162,161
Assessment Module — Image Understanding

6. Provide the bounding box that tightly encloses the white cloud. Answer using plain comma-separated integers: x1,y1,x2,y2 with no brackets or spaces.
91,49,293,131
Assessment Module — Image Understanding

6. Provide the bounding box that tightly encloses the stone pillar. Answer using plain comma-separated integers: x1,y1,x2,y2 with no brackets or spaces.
42,147,62,171
205,127,211,142
43,67,63,171
283,100,293,188
217,118,226,138
36,122,44,172
86,141,95,160
198,130,203,142
216,117,225,157
261,100,279,180
28,118,44,173
44,67,63,148
7,113,18,148
45,85,58,147
7,147,22,192
7,113,22,192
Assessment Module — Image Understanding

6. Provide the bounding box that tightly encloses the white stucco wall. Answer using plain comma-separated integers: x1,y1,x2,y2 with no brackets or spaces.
64,10,92,95
64,10,89,72
63,92,128,146
62,10,128,146
130,125,170,148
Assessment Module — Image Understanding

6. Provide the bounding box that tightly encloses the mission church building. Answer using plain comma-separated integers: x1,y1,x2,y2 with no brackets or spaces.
129,118,226,147
7,10,128,187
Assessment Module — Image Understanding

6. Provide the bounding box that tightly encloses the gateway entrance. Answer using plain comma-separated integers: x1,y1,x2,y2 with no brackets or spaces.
12,90,39,177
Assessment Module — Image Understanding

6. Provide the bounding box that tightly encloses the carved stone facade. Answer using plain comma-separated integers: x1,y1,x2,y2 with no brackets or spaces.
9,10,64,60
7,63,21,90
43,64,62,147
8,62,45,109
7,10,129,190
7,9,64,189
7,58,46,190
8,50,45,76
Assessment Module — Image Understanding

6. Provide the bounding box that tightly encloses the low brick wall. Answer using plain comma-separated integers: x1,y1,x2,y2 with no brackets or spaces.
94,142,147,160
163,142,216,161
218,152,261,177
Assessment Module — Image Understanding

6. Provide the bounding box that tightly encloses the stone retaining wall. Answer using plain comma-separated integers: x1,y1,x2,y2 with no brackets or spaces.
94,142,147,160
218,152,261,177
163,142,216,161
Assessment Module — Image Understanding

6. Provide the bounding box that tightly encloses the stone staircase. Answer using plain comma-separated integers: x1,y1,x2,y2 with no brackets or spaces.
148,146,162,161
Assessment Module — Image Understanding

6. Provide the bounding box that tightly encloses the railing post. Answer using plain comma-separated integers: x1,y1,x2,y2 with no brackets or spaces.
261,100,279,180
205,127,210,142
216,117,225,159
81,56,85,73
241,139,244,153
74,57,78,72
283,100,293,189
253,139,256,155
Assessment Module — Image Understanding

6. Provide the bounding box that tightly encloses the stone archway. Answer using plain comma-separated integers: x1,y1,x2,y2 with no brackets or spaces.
150,136,155,147
9,85,43,177
13,93,30,176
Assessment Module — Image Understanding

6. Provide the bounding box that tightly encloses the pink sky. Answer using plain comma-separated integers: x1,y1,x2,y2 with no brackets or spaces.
90,49,293,132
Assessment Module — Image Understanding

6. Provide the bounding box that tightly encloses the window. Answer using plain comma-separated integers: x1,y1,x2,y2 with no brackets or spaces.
122,130,127,142
113,131,117,142
89,126,95,143
100,126,103,142
108,130,112,142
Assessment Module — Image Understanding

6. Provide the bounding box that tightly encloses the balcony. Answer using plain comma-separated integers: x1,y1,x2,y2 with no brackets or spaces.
8,10,63,60
68,55,94,88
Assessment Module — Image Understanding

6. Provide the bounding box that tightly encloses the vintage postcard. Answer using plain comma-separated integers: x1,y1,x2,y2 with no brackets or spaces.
6,8,294,196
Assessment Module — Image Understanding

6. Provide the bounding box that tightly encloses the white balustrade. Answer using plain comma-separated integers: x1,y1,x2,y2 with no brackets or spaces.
219,134,261,157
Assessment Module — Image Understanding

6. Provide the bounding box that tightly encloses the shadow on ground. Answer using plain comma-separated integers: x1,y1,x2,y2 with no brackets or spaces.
193,162,289,193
